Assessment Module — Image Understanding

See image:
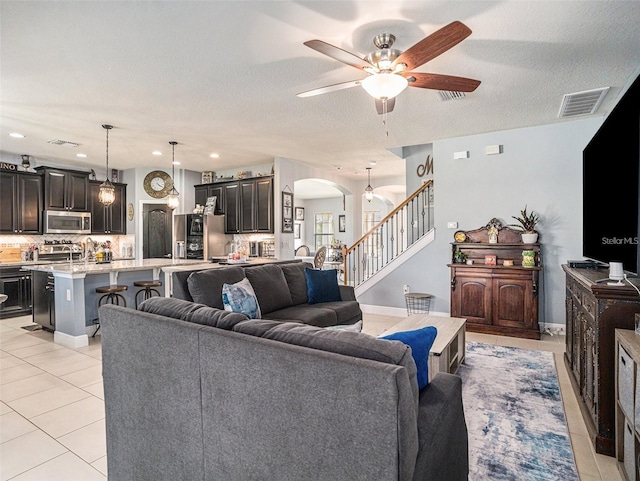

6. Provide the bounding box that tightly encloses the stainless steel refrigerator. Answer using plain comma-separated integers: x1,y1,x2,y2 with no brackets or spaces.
173,213,232,260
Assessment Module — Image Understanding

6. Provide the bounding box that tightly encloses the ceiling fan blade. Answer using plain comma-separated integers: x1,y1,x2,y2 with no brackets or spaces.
394,21,472,71
375,97,396,115
407,72,480,92
304,40,373,71
297,79,362,98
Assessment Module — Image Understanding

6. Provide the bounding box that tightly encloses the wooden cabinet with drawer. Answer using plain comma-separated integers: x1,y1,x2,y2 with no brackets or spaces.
564,266,640,456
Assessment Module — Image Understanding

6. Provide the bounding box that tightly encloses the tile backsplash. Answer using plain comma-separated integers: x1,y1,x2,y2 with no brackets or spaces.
0,234,135,258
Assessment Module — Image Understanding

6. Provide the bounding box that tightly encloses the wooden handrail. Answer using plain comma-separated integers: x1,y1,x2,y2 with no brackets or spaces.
345,180,432,255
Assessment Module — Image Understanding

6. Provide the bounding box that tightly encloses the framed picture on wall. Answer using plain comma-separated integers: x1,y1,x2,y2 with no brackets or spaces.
339,215,346,232
282,191,294,233
295,207,305,221
294,223,301,239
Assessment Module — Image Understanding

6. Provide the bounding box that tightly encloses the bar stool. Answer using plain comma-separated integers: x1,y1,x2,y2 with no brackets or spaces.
133,280,162,308
92,285,127,337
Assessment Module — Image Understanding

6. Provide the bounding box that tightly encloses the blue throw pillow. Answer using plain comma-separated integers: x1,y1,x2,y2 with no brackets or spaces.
305,268,341,304
222,278,261,319
381,326,438,390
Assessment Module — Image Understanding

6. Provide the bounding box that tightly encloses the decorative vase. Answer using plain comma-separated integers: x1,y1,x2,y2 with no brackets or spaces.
522,250,536,267
521,232,538,244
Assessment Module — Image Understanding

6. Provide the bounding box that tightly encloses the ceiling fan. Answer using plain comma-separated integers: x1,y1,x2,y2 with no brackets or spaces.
297,21,480,114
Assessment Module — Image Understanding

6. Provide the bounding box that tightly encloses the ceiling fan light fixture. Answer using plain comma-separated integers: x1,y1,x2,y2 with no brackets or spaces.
361,73,408,100
98,124,116,207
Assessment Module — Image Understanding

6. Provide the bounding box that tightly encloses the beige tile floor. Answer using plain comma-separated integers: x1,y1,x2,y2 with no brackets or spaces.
0,312,624,480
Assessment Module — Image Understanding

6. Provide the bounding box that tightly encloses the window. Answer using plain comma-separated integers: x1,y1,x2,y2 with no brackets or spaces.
314,213,334,251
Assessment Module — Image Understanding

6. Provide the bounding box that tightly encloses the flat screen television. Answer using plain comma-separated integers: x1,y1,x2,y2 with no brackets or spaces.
583,74,640,275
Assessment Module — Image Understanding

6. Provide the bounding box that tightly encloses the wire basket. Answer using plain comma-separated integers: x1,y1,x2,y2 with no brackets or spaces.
405,292,432,315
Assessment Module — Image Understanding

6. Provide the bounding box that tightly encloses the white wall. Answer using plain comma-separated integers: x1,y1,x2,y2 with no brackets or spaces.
357,117,603,328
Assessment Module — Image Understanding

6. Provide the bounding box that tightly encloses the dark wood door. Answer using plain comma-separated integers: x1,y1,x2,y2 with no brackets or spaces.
194,185,208,208
255,177,273,233
0,173,17,233
209,185,225,214
143,204,172,259
67,172,89,211
43,170,67,210
89,182,107,233
492,277,534,329
109,184,126,234
240,180,255,232
18,174,43,233
224,183,239,234
451,270,492,325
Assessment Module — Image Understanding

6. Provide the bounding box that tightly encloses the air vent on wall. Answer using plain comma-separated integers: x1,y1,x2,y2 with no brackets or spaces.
47,139,79,147
438,91,466,101
558,87,609,118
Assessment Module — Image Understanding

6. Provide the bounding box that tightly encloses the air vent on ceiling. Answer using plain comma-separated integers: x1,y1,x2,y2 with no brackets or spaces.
558,87,609,118
438,91,466,101
47,139,79,148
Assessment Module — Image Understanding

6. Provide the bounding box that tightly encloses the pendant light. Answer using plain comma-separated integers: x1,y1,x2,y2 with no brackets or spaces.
166,141,180,210
364,167,374,202
98,124,116,206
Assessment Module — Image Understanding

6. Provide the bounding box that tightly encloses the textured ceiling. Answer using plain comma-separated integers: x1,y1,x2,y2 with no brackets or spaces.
1,1,639,180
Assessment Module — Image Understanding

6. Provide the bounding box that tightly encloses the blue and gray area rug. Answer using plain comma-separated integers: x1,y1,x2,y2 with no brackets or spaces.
459,342,579,481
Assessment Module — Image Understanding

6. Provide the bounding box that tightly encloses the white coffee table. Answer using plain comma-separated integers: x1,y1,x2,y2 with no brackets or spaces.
381,314,466,381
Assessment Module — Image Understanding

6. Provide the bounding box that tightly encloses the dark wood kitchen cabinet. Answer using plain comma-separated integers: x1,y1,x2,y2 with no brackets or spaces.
220,176,273,234
0,266,32,319
89,181,127,234
194,183,225,214
0,171,43,234
449,219,542,340
37,167,89,211
563,265,640,456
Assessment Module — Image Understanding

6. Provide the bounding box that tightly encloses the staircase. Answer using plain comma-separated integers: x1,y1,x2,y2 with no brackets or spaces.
342,180,434,287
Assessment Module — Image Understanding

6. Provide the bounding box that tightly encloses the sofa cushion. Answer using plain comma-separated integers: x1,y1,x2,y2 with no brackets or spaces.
231,320,419,409
381,326,438,390
138,297,248,329
244,264,293,314
222,278,262,319
305,268,341,304
187,266,245,309
263,305,338,327
280,262,312,305
307,300,361,325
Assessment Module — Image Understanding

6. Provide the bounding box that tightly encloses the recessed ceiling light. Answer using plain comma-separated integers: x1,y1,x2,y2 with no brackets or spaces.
152,151,162,156
76,153,87,158
335,165,342,170
172,161,181,165
369,160,377,166
210,153,220,158
9,132,24,138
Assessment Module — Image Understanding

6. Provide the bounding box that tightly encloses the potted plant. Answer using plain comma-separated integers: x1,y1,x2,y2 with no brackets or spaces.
510,206,540,243
453,250,468,264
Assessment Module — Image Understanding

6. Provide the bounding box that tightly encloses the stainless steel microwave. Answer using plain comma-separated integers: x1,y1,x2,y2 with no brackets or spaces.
44,211,91,234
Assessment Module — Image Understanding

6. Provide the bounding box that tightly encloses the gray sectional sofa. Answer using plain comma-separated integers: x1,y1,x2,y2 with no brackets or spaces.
100,297,468,481
172,261,362,327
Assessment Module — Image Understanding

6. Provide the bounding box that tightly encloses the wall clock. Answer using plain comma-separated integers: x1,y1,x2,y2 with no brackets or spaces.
143,170,172,198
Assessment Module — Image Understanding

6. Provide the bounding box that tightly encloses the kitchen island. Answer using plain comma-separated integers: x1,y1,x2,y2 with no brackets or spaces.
27,258,210,347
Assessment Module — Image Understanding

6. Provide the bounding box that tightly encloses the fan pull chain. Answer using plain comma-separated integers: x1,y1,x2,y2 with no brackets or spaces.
382,98,389,137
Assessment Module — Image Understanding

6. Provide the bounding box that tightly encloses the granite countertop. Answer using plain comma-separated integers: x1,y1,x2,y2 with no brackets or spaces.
161,257,286,273
24,258,211,275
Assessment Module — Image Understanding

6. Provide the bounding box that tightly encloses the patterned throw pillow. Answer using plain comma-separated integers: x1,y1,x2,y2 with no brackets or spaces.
222,278,261,319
